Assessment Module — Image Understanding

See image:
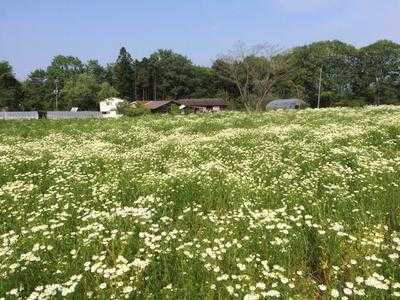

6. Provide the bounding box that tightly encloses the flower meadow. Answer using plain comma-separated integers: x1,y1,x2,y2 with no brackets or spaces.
1,107,400,300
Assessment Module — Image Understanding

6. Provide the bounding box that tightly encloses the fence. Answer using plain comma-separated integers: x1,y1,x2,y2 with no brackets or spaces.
47,111,103,120
0,111,39,120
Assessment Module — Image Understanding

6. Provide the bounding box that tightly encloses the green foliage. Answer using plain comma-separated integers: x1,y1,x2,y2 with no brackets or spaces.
357,40,400,105
22,69,51,110
97,82,119,101
148,49,195,100
0,61,23,110
114,47,136,100
190,66,220,98
62,73,99,110
47,55,84,85
290,40,359,107
118,102,150,117
212,59,240,91
0,60,13,76
43,56,85,109
85,60,106,83
334,98,367,107
135,57,152,99
135,50,225,101
0,88,15,109
169,103,181,115
2,39,400,111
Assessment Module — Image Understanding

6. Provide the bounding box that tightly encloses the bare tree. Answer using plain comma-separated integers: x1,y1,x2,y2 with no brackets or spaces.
215,41,291,111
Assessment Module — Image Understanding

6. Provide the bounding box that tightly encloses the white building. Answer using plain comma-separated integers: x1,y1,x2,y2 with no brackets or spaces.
99,98,125,118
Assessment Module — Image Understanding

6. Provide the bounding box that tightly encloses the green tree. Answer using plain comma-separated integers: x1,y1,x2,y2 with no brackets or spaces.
190,66,222,98
114,47,136,100
62,73,99,110
357,40,400,105
148,49,195,100
290,40,359,107
97,82,119,101
212,59,240,99
22,69,50,110
45,55,84,108
136,58,152,100
85,60,106,83
47,55,84,84
104,63,117,86
135,53,220,100
0,61,23,110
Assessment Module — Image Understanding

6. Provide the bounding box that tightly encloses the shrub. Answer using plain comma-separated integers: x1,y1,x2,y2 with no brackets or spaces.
118,102,150,117
382,98,400,105
334,98,367,107
170,103,181,115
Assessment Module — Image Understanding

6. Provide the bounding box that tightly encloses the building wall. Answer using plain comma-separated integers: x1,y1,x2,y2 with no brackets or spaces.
100,99,124,113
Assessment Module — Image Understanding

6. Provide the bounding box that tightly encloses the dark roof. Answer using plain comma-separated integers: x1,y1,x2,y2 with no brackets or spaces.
135,101,177,110
177,98,227,107
144,101,171,110
266,98,306,109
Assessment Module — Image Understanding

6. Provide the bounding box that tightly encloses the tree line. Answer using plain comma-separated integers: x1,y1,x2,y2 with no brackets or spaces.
1,39,400,111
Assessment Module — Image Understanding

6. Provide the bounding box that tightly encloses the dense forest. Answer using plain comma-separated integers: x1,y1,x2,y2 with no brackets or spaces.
1,39,400,111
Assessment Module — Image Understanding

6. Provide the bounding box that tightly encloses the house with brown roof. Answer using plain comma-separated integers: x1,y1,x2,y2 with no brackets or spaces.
177,98,227,112
131,98,228,114
132,100,180,113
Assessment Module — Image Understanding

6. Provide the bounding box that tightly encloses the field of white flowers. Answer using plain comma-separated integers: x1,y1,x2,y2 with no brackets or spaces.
1,106,400,299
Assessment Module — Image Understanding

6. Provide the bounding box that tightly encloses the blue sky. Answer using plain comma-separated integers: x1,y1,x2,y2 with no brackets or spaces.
1,0,399,79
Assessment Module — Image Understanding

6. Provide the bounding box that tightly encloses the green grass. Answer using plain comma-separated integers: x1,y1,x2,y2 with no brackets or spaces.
1,106,400,299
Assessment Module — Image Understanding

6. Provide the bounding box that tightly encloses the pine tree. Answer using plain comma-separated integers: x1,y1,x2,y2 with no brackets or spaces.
114,47,136,100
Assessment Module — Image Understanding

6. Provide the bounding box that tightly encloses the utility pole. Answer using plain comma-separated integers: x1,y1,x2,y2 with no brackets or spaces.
54,79,59,110
154,73,157,101
317,67,322,109
375,77,380,106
